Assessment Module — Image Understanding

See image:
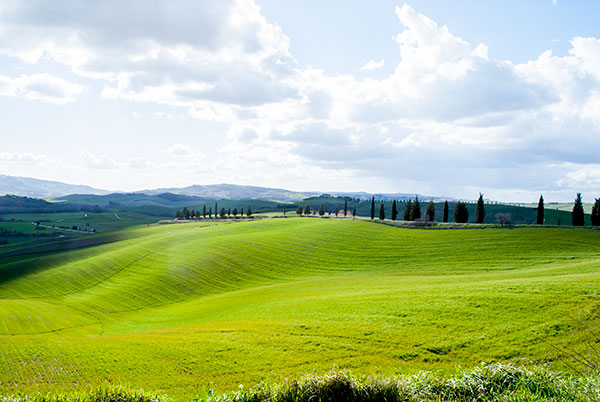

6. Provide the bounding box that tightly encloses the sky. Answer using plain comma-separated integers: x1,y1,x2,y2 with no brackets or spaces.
1,1,600,202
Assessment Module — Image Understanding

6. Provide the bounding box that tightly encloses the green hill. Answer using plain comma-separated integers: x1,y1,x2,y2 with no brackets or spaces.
1,218,600,400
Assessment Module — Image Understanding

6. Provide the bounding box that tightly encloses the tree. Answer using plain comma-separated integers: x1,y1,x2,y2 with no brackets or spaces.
233,208,238,217
304,205,311,215
352,206,356,217
572,193,585,226
208,207,212,218
191,209,196,219
591,198,600,226
296,206,303,215
391,200,398,221
370,197,375,220
344,200,348,217
183,207,190,220
215,203,218,219
476,193,485,224
454,201,469,223
241,208,244,216
319,204,325,216
335,206,339,216
403,200,413,221
220,207,226,218
379,203,385,220
536,195,544,225
247,206,252,217
175,210,182,219
425,200,435,222
203,205,207,218
410,196,421,221
443,201,449,223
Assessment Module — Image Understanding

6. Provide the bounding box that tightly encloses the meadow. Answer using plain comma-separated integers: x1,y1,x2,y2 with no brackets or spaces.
1,217,600,400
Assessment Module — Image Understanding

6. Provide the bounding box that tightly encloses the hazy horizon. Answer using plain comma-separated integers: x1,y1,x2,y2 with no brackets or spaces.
2,1,600,203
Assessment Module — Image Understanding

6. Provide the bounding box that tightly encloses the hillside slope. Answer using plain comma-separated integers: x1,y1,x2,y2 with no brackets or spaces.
1,218,600,400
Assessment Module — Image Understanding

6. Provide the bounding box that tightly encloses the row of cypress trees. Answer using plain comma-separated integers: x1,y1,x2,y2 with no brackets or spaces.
369,196,480,224
175,204,252,219
566,193,600,226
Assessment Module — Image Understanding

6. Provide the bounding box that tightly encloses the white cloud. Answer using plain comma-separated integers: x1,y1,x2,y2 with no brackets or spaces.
359,59,385,72
0,73,83,103
80,151,122,170
166,144,192,156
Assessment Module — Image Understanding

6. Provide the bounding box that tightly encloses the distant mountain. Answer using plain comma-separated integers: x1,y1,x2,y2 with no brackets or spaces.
0,175,109,198
140,184,319,201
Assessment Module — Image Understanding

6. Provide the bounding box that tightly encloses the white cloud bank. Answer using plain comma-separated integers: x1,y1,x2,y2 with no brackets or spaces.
1,1,599,201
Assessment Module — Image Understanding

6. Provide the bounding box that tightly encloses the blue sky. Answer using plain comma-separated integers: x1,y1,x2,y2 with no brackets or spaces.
1,0,599,202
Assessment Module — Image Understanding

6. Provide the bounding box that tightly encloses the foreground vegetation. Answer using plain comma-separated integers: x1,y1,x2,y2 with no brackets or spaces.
3,364,600,402
1,218,600,400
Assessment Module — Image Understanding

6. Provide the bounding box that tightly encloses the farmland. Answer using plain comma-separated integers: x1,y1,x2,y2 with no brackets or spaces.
1,217,600,400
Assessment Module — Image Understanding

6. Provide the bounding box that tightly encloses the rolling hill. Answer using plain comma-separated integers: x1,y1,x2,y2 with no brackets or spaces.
1,217,600,400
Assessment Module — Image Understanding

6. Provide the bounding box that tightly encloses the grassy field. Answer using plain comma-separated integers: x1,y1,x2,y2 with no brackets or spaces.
1,217,600,400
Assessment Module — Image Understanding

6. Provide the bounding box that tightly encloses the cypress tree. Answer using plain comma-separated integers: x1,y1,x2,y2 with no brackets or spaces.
352,206,356,217
203,205,206,218
391,200,398,221
220,207,226,218
228,208,231,217
572,193,585,226
475,193,485,224
370,197,375,220
209,207,212,218
247,205,252,217
344,200,348,216
319,204,325,216
241,208,244,216
191,209,196,219
215,202,218,219
304,205,311,215
425,200,435,222
175,210,182,219
591,198,600,226
403,200,413,221
443,201,449,223
410,196,421,221
536,195,544,225
454,201,469,223
379,203,385,220
296,206,303,215
233,208,238,217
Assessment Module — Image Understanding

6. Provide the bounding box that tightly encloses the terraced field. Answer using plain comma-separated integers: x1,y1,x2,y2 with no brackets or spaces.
1,217,600,400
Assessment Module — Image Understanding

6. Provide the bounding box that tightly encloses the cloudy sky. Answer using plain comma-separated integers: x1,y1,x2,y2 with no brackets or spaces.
1,0,600,202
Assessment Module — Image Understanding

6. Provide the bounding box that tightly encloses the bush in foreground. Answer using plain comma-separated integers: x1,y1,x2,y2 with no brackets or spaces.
3,363,600,402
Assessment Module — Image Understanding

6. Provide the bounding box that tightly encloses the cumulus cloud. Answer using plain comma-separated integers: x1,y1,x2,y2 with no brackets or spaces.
0,0,296,109
80,151,122,170
359,59,385,72
166,144,192,156
0,73,83,103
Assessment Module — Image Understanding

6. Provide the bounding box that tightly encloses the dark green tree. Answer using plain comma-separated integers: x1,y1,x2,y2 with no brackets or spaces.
344,200,348,216
370,196,375,220
572,193,585,226
191,209,196,219
183,207,190,220
220,207,226,218
391,200,398,221
247,206,252,217
296,206,303,215
403,200,413,221
475,193,485,224
241,208,244,216
203,205,206,218
215,203,218,219
208,207,212,218
304,205,311,215
352,206,356,217
443,200,449,223
591,198,600,226
233,208,238,217
335,206,339,216
453,201,469,223
175,210,182,219
319,204,325,216
425,200,435,222
379,203,385,220
536,195,544,225
410,197,421,221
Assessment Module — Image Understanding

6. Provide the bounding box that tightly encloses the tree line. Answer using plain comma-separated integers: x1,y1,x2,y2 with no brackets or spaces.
175,204,253,219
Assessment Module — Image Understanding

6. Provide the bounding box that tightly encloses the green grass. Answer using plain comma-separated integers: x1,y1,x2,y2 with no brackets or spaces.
1,218,600,400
